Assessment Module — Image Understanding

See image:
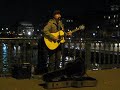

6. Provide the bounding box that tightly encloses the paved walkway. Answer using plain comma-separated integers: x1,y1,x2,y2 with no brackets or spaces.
0,69,120,90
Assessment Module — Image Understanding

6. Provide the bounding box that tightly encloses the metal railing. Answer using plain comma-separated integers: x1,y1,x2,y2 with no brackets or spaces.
0,38,38,76
0,37,120,76
64,38,120,70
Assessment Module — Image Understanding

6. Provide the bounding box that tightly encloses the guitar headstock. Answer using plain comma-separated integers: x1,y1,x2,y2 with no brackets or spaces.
70,24,85,33
78,25,85,30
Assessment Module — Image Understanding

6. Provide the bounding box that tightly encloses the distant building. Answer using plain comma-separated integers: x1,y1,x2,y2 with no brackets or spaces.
103,0,120,38
0,26,11,38
17,22,34,37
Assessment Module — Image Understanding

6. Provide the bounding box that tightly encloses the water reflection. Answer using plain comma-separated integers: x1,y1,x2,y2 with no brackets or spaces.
2,43,8,73
1,43,38,75
65,42,120,52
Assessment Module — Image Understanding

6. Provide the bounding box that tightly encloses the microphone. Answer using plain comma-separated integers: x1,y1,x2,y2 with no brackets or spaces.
58,17,61,20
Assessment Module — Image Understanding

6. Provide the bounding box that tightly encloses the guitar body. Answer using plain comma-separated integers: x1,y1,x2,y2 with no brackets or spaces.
44,30,65,50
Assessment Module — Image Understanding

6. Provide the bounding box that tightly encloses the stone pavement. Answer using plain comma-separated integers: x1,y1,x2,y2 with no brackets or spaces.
0,69,120,90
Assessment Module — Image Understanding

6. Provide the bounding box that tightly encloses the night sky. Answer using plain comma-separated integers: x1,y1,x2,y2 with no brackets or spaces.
0,0,107,25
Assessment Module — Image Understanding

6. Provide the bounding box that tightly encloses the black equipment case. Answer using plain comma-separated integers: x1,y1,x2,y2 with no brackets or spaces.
12,63,31,79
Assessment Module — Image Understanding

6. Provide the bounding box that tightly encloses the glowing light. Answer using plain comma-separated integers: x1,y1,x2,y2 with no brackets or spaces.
93,33,96,36
3,43,7,51
6,28,8,30
108,16,110,19
114,15,116,18
28,31,31,35
97,26,99,28
116,25,118,28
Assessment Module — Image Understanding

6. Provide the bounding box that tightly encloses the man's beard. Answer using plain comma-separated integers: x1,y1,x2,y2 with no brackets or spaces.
55,17,61,22
58,17,61,20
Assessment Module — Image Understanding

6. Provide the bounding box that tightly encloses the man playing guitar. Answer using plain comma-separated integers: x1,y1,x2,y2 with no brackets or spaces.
43,10,85,72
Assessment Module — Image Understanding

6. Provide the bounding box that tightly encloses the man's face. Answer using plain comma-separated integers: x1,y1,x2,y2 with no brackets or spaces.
54,14,61,20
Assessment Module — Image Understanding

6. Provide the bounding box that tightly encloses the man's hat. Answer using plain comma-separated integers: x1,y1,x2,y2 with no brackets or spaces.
53,10,61,16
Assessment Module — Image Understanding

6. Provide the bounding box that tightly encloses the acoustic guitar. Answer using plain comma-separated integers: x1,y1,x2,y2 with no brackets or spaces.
44,25,85,50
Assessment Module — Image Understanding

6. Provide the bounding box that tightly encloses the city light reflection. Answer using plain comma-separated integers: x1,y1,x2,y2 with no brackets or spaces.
2,43,8,72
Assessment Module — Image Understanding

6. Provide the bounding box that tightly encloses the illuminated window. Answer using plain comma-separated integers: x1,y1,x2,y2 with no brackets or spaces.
6,28,8,30
116,25,118,28
114,15,116,18
108,16,110,19
97,26,99,28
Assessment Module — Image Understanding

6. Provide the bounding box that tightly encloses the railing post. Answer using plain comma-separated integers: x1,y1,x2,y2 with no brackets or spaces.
7,41,12,76
37,37,48,74
23,41,27,63
85,38,91,70
116,41,120,68
0,41,3,76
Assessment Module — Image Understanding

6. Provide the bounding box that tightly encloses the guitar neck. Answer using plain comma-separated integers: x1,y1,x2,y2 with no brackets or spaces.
71,25,85,33
71,28,80,33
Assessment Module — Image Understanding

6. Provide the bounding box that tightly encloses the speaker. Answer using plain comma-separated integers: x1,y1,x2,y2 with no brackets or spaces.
12,63,31,79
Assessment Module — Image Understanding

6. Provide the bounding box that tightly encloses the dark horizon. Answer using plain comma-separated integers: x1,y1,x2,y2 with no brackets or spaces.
0,0,117,26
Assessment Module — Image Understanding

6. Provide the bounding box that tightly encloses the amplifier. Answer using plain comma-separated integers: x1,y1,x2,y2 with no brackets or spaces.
12,63,31,79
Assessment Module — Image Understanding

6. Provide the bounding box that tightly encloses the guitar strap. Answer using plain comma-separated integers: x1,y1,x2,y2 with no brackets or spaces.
53,22,62,40
53,22,62,31
53,23,59,31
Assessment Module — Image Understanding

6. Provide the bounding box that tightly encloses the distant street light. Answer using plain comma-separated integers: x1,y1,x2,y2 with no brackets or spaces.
28,31,31,36
116,25,118,28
